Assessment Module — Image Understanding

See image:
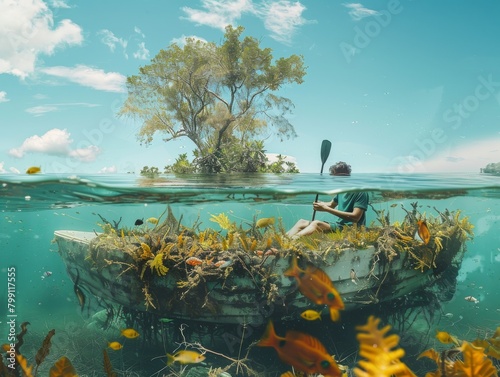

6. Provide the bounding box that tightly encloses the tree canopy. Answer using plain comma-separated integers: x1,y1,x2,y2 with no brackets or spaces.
120,25,306,173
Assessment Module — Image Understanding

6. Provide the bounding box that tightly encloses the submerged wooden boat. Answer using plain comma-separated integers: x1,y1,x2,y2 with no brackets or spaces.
53,211,470,325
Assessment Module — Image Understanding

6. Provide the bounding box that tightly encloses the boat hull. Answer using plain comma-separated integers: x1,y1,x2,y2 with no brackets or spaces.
54,230,464,325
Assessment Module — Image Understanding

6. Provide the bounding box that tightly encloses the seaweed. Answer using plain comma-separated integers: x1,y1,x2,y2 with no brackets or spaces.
102,350,116,377
34,329,55,376
48,357,76,377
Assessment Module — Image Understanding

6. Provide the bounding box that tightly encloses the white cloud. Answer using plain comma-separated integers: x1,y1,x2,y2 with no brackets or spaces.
133,42,150,60
181,0,309,45
0,91,9,103
8,128,100,162
98,165,117,174
170,35,208,47
98,29,128,53
266,153,296,164
68,145,100,162
182,0,253,30
25,102,100,116
0,161,5,173
9,167,20,174
0,0,83,78
9,128,72,158
134,27,145,38
25,105,59,116
343,3,381,21
258,1,309,44
41,65,126,92
50,0,70,8
403,137,500,173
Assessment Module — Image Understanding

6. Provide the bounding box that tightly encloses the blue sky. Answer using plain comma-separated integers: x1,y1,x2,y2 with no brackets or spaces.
1,0,499,174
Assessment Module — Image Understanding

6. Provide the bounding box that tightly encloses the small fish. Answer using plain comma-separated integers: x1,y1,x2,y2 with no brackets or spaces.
465,295,479,304
147,217,158,224
256,217,275,228
134,218,144,226
186,257,203,266
108,342,123,351
436,330,459,345
73,269,86,312
26,166,41,174
41,271,52,279
417,220,431,245
214,260,232,268
166,350,206,365
444,312,453,318
121,328,140,339
258,321,341,377
300,309,322,321
350,269,358,284
159,318,173,323
284,256,344,321
390,203,398,208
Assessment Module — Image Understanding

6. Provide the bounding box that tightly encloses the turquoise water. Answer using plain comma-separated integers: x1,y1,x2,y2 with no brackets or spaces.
1,172,499,376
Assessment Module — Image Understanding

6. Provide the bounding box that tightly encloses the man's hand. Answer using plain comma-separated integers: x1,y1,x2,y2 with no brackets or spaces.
313,201,330,212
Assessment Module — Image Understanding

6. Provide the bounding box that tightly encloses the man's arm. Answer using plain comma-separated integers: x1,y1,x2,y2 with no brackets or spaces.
313,202,364,223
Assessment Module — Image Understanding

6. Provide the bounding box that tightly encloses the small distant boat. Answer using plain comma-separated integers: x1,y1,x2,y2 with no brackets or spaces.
53,217,469,325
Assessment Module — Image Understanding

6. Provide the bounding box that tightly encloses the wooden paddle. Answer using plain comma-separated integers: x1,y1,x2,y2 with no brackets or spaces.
312,140,332,221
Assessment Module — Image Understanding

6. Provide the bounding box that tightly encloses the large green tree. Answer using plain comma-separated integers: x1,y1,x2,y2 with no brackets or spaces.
120,25,306,172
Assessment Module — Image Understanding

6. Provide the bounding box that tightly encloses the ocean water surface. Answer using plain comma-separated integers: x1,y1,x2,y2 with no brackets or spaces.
1,172,499,377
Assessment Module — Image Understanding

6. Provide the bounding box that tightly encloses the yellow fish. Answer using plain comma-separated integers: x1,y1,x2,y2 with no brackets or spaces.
26,166,41,174
121,328,139,339
436,330,459,345
108,341,123,350
167,350,206,365
256,217,275,228
147,217,159,224
300,309,322,321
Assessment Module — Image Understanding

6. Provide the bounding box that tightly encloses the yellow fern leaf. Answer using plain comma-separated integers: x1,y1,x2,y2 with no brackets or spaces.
148,253,168,276
209,213,232,230
454,341,498,377
15,354,33,377
354,316,416,377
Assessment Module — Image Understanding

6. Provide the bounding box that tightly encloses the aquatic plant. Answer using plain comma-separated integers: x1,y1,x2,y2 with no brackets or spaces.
353,315,415,377
0,323,77,377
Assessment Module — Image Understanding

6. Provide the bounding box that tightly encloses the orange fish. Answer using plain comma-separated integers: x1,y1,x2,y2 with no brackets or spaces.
417,220,430,245
258,321,341,377
284,256,344,321
185,257,203,266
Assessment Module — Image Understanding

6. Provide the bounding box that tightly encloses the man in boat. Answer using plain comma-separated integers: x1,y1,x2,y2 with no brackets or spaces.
286,161,369,238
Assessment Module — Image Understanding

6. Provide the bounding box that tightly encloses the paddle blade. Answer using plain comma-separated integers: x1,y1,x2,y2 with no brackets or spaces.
320,140,332,164
319,140,332,173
